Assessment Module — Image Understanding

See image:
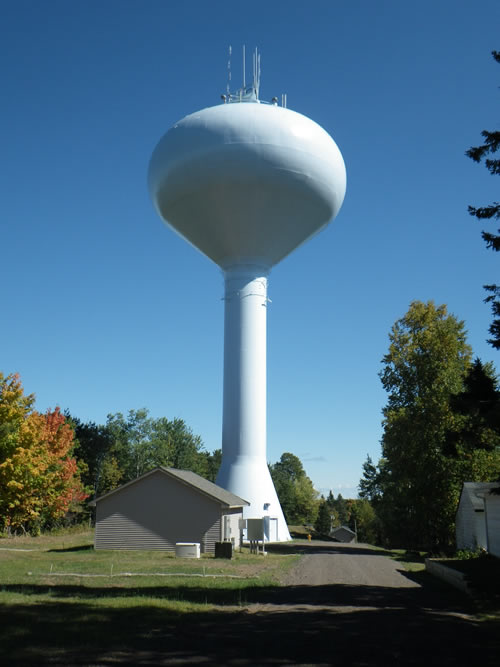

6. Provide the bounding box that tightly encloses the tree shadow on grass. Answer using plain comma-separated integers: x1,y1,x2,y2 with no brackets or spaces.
0,574,469,608
266,541,395,558
0,580,498,666
48,544,94,553
1,542,497,665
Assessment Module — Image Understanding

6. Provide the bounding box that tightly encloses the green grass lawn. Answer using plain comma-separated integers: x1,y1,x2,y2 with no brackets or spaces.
0,530,298,608
386,548,427,573
2,530,498,663
0,530,300,663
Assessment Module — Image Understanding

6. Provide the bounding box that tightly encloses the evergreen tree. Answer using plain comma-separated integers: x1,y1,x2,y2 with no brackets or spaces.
358,455,382,504
69,416,114,497
326,490,335,508
315,499,332,535
335,494,350,526
445,358,500,456
466,50,500,349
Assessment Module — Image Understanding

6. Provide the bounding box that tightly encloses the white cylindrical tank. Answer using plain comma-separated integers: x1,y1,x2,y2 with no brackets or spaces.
149,92,346,541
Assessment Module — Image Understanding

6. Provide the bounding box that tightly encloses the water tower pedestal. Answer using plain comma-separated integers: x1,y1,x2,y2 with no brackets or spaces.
216,264,291,541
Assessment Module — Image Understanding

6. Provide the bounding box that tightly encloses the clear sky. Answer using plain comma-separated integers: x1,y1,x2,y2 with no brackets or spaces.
2,0,499,498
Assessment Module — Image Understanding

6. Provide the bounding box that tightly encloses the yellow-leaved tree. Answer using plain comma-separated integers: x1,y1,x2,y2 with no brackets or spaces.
0,372,87,534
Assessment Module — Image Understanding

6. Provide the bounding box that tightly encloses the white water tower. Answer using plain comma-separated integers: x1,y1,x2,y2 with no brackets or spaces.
148,49,346,541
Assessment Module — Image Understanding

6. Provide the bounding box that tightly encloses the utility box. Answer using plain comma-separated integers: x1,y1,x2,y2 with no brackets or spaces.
247,518,265,540
214,541,233,559
175,542,200,558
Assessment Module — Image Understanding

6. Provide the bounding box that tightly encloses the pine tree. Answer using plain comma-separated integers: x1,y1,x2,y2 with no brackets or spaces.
466,50,500,349
315,499,332,535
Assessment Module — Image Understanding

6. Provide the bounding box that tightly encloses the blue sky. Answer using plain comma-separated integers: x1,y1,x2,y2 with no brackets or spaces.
2,0,499,498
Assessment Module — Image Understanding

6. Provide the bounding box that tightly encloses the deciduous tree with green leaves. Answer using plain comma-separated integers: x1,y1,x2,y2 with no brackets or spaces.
350,499,379,544
378,301,473,550
269,452,319,525
72,409,216,497
365,301,500,550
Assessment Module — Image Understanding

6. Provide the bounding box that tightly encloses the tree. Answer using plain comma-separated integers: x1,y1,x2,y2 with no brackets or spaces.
198,448,221,483
0,373,87,533
69,415,114,498
73,409,214,497
325,490,336,509
333,494,350,527
358,455,382,504
378,301,473,550
466,50,500,349
271,452,305,481
350,499,379,544
269,452,319,525
106,409,154,481
150,416,206,473
292,475,320,525
445,358,500,457
315,498,332,535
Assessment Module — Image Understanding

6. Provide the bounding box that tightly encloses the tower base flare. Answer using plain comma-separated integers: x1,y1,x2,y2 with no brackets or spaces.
216,455,291,542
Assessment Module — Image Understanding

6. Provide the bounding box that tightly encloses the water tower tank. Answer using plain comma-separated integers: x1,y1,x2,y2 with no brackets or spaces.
148,52,346,541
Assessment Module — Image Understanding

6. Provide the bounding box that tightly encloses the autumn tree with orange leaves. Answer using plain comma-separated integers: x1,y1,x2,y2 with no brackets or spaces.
0,372,87,534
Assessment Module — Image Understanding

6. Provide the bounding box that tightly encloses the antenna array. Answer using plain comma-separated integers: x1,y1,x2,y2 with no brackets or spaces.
221,46,285,106
227,45,232,96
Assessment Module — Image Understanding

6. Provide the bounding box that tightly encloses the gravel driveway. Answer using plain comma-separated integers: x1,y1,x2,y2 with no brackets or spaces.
160,541,499,666
35,541,498,666
280,542,419,588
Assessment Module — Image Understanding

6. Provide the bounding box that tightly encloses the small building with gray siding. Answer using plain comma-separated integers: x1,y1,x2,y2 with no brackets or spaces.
331,525,356,543
90,467,249,553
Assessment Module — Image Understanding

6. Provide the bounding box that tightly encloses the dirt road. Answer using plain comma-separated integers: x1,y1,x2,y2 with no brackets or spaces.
161,541,499,666
246,541,421,614
19,541,497,666
281,541,420,588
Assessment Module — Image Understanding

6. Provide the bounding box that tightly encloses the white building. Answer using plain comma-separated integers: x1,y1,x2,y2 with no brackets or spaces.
478,484,500,558
455,482,500,556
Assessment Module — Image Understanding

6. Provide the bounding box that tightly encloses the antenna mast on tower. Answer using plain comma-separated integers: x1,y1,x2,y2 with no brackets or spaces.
222,46,284,106
226,45,232,96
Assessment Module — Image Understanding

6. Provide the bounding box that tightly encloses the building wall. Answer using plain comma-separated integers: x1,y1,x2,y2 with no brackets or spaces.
95,470,225,553
223,507,244,547
332,527,356,543
456,491,487,550
485,495,500,558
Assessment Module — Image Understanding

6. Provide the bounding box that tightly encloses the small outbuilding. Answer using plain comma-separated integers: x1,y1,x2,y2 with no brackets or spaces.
455,482,500,555
455,482,489,551
331,525,356,543
476,484,500,558
90,467,249,553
